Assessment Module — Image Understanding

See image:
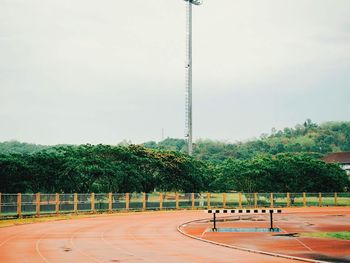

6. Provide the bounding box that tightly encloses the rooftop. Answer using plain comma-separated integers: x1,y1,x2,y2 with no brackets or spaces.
322,152,350,164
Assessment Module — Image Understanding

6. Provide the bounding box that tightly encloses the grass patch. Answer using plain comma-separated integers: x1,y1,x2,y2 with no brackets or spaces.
302,231,350,240
0,215,76,228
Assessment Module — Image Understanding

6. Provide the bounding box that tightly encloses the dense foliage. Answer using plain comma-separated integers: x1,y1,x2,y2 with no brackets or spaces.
0,145,348,194
0,120,349,193
0,141,49,155
211,153,348,192
0,145,210,193
3,120,350,161
144,120,350,162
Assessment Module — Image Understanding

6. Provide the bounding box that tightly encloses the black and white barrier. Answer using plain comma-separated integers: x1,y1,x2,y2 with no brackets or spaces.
205,209,282,231
206,209,282,214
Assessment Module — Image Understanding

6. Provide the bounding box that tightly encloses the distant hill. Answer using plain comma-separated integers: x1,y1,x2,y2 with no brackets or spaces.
0,141,50,154
143,120,350,162
2,120,350,162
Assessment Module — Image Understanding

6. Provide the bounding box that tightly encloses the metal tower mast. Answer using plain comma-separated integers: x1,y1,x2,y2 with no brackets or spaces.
184,0,202,156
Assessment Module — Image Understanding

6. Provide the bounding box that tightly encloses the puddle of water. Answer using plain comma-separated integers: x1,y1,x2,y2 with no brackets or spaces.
209,228,282,233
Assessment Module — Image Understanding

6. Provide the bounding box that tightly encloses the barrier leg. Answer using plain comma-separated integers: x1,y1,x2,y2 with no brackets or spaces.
269,210,273,231
213,213,217,231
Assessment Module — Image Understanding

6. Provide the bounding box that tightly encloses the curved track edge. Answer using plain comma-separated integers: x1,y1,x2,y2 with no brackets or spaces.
177,217,330,263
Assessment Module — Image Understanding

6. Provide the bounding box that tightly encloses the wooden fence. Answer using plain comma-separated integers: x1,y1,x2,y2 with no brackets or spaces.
0,192,349,218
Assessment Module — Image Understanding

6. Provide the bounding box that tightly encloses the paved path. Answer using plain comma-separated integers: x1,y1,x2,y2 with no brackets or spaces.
0,210,295,263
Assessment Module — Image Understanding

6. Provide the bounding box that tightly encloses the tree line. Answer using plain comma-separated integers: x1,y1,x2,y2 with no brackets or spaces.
144,120,350,162
0,145,209,194
2,120,350,162
0,144,348,194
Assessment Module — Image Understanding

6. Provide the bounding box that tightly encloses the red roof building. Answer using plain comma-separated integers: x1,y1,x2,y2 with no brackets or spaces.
322,152,350,176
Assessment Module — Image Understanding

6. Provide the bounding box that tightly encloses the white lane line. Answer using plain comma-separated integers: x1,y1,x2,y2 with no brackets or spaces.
294,238,314,252
0,228,29,247
35,233,52,263
200,227,210,238
69,227,104,263
35,221,68,263
100,230,136,257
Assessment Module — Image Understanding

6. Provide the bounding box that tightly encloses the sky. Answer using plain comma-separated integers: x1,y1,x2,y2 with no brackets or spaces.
1,0,350,145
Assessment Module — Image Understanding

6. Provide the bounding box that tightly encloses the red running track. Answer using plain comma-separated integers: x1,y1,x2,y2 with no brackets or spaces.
0,210,295,263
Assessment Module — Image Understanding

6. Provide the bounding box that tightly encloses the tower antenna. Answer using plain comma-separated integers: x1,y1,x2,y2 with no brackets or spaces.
184,0,202,155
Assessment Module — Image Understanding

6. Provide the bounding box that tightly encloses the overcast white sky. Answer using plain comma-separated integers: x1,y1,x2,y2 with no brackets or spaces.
1,0,350,145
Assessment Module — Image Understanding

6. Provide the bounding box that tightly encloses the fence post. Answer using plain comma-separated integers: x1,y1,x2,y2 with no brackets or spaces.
287,192,290,207
143,193,147,210
159,193,163,210
335,192,338,206
191,193,195,209
36,193,40,217
319,192,322,207
223,193,226,208
207,193,211,209
55,193,60,215
270,193,274,208
108,193,112,212
303,192,306,207
175,192,179,209
17,193,22,218
91,193,95,213
74,193,78,214
254,193,258,208
125,193,130,210
239,192,242,208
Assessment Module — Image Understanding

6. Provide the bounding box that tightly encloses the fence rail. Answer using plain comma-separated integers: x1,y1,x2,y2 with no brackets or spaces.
0,192,349,218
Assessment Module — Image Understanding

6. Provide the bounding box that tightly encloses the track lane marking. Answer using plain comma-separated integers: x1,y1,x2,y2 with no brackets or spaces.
100,218,158,263
100,230,136,257
34,221,68,263
294,238,314,252
0,228,30,247
178,217,328,263
36,232,52,263
69,223,107,263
